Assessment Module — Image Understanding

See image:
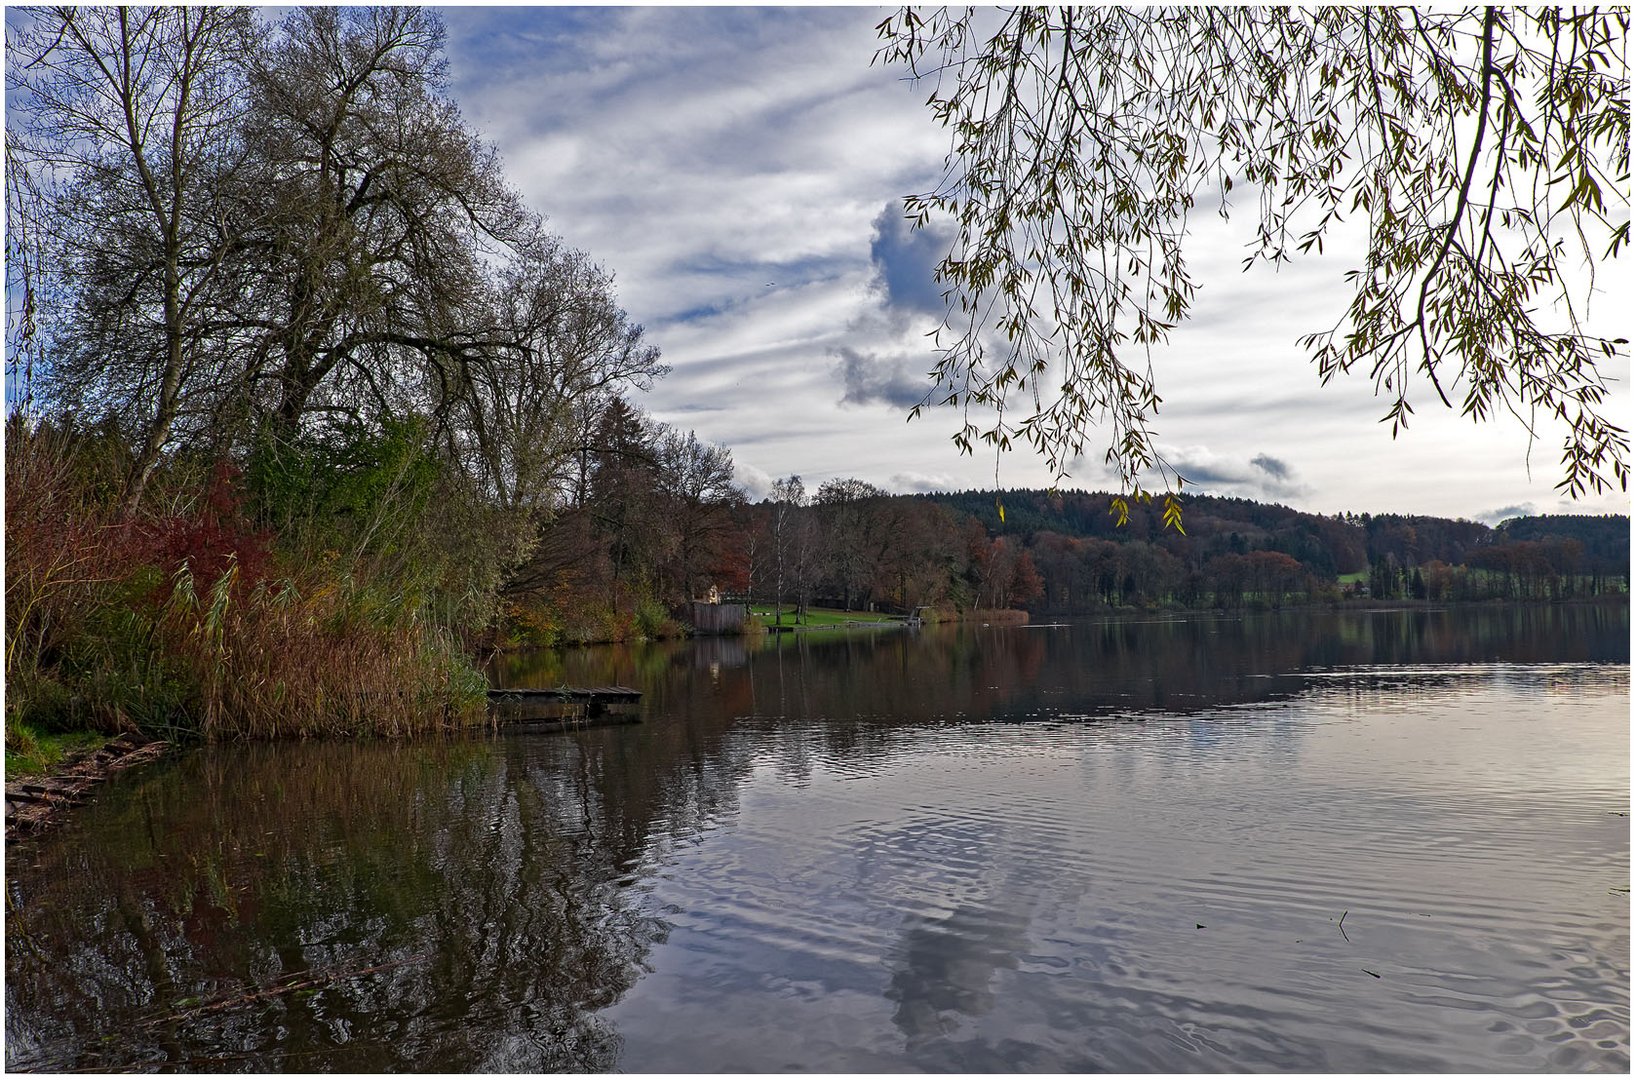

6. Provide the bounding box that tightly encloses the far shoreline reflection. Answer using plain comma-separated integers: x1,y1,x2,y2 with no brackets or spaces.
494,600,1629,726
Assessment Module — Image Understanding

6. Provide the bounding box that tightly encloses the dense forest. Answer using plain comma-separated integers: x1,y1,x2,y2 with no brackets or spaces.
717,484,1626,620
4,8,1627,751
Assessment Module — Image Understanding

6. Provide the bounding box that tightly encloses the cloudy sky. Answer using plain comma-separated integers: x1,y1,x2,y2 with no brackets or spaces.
441,6,1630,524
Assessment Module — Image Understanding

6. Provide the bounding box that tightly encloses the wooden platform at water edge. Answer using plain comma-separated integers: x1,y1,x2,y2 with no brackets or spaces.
486,685,644,732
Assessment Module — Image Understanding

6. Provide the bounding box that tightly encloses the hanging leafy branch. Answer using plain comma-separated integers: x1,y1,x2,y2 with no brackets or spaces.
877,7,1628,526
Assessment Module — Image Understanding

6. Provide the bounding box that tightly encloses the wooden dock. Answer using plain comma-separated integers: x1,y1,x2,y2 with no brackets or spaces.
486,685,643,728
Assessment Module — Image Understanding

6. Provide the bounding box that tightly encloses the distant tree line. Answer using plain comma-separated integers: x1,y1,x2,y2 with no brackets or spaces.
726,478,1043,620
724,488,1628,617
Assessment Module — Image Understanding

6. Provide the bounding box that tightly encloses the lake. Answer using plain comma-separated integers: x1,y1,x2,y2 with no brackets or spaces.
5,604,1628,1071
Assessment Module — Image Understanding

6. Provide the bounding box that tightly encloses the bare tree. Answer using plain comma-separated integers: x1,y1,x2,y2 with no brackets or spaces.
816,477,886,611
7,5,253,510
769,475,807,626
228,6,528,441
451,233,665,513
9,3,671,569
656,428,742,600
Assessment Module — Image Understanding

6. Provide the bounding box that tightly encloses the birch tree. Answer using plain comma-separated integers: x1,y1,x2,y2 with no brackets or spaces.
7,6,253,510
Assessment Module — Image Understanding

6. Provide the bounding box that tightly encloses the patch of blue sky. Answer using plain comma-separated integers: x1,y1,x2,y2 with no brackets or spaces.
663,302,731,327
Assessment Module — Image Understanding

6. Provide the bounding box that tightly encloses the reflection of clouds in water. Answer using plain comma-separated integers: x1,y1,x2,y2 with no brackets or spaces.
885,904,1028,1040
1184,709,1307,766
852,810,1118,1063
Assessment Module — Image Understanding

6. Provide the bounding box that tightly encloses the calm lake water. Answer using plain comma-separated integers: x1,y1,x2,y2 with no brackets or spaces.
5,604,1629,1072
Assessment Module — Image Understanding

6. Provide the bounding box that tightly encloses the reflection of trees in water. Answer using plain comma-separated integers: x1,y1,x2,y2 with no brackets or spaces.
503,604,1627,743
495,604,1626,829
5,741,663,1071
6,633,800,1070
8,603,1623,1070
1026,604,1627,720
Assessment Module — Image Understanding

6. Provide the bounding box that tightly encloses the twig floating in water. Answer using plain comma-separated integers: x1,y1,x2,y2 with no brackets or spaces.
136,953,429,1028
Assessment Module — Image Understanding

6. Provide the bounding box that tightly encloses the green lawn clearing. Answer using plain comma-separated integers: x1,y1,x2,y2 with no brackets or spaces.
747,606,901,627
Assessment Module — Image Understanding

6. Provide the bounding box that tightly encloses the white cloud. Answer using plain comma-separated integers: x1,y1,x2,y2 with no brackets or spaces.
441,8,1632,522
889,470,966,494
734,459,775,503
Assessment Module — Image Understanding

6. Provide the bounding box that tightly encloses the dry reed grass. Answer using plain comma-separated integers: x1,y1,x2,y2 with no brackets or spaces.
5,421,488,742
160,561,488,740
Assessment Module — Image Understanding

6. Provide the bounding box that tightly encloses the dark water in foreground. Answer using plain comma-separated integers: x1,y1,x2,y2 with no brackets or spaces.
5,604,1629,1071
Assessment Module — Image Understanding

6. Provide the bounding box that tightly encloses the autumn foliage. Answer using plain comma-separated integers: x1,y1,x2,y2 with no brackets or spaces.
5,420,487,742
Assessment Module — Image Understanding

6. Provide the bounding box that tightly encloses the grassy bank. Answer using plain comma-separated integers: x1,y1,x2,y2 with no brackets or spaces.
747,605,1034,627
749,606,902,627
3,722,108,779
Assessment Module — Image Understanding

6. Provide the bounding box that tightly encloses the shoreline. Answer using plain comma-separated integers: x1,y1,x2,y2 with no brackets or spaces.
11,596,1626,837
1023,593,1629,626
494,593,1629,650
5,734,172,838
